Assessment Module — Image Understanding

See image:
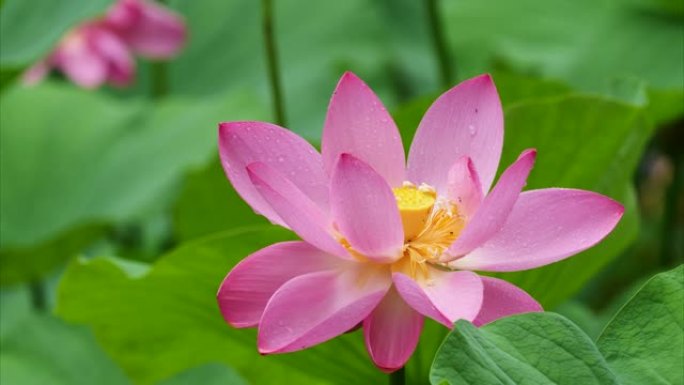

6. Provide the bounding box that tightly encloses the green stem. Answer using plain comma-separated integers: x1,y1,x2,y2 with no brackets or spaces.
389,367,405,385
150,0,169,99
151,61,168,99
425,0,453,87
660,153,682,266
657,119,684,267
261,0,287,126
29,281,46,311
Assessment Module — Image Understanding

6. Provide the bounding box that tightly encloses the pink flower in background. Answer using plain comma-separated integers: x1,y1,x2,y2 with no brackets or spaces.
23,0,185,89
216,72,624,371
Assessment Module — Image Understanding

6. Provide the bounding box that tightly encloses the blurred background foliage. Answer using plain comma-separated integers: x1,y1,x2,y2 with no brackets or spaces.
0,0,682,384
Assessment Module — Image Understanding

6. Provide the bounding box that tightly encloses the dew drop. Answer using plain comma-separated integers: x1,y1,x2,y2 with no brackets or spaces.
468,125,477,136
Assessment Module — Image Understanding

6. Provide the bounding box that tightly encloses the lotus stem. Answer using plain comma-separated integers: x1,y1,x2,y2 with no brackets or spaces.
389,367,406,385
425,0,453,87
261,0,287,127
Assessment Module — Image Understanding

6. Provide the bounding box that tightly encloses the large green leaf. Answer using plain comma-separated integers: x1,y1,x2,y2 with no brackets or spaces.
597,265,684,385
554,275,652,340
0,0,113,67
0,312,131,385
431,265,684,385
172,160,267,242
0,287,251,385
442,0,683,92
56,226,384,385
0,83,265,284
0,224,107,285
157,364,248,385
625,0,684,16
430,313,620,385
442,0,684,126
405,319,450,385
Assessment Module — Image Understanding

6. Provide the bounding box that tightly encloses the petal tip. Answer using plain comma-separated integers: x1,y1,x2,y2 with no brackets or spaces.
377,365,403,374
517,149,537,168
602,194,626,221
333,71,372,96
217,122,232,138
217,121,244,139
474,73,494,84
256,329,281,355
335,152,361,169
459,73,497,93
257,346,276,355
521,148,538,159
339,70,362,85
256,343,276,355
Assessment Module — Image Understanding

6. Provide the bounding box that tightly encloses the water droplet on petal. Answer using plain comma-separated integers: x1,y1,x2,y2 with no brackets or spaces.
468,124,477,137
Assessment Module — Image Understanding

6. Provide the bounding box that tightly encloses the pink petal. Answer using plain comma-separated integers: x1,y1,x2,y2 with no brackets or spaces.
443,149,536,261
363,287,423,373
447,156,484,218
54,30,108,89
218,121,329,227
247,162,349,259
89,28,135,87
258,265,391,354
217,241,342,328
22,60,51,86
330,154,404,263
473,277,542,327
322,72,405,187
407,74,504,194
450,188,624,272
107,0,186,59
393,270,483,327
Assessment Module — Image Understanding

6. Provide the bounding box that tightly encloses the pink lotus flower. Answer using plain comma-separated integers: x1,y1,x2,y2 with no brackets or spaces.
216,72,624,372
23,0,185,89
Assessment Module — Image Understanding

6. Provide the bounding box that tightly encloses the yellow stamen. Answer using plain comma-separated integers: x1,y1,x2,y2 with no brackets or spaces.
338,182,465,282
392,184,436,241
396,205,465,280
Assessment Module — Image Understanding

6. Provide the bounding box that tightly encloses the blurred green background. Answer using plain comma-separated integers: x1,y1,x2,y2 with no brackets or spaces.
0,0,682,384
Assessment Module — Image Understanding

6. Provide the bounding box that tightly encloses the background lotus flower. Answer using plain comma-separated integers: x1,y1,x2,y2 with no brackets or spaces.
22,0,186,89
216,72,624,371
